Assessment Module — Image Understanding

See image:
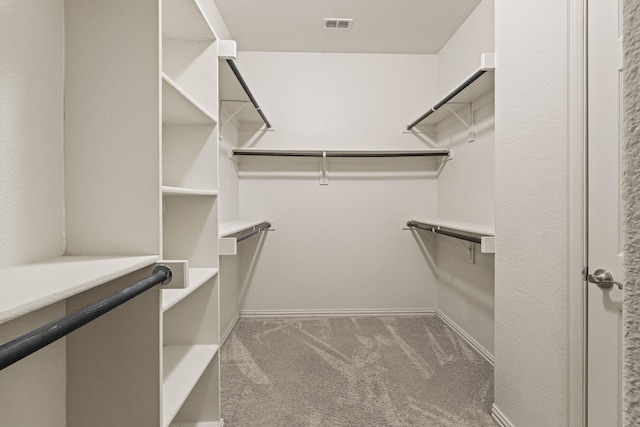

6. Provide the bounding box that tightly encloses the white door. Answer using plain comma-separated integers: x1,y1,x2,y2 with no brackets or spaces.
587,0,624,424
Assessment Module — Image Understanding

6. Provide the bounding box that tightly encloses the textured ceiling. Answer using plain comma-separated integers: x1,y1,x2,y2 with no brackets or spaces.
214,0,483,54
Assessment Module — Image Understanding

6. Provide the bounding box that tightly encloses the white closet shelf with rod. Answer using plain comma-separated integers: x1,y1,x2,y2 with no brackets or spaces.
405,53,495,141
406,218,495,254
219,40,272,130
231,148,450,158
0,256,181,325
219,219,272,256
0,264,174,370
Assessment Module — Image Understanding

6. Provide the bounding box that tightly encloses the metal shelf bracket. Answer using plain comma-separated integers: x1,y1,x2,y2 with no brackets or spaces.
320,151,329,185
444,102,475,142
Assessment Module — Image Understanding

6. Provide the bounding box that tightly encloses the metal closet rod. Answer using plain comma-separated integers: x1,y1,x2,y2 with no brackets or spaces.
406,220,482,244
232,149,450,158
237,222,271,243
0,265,173,371
225,60,272,129
406,68,487,131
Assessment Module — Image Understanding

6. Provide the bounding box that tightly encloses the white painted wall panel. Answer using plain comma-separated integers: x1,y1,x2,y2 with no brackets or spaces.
434,0,495,356
494,0,569,425
0,303,66,427
235,52,439,312
437,0,495,97
0,0,65,268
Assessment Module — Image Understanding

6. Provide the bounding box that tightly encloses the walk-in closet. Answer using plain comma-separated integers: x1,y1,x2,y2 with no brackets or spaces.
1,0,609,425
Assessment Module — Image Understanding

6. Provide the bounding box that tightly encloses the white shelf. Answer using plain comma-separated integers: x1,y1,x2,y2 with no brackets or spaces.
163,345,219,427
409,218,494,236
0,255,158,325
162,0,215,40
162,74,218,125
219,219,269,238
163,268,219,312
162,186,218,197
219,59,270,127
407,53,495,128
231,148,450,158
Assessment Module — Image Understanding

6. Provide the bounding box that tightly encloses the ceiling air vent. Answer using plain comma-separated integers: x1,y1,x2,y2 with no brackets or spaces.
323,18,353,29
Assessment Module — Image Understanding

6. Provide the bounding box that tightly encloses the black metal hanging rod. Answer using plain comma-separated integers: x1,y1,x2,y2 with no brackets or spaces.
225,60,272,129
237,222,271,243
0,265,173,371
231,149,450,158
406,220,482,244
406,69,488,131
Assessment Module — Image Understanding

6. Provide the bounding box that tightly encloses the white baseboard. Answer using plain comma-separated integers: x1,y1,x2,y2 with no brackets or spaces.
491,404,515,427
436,310,494,365
239,308,437,317
220,312,240,346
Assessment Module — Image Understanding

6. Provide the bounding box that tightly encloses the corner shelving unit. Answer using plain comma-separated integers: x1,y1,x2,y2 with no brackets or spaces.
160,0,221,425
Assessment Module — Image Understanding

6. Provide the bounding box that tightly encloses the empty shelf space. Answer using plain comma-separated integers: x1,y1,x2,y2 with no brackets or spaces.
163,268,219,311
0,255,158,325
219,219,269,238
162,0,215,40
163,74,218,125
162,186,218,197
231,148,450,158
407,53,495,129
163,344,219,427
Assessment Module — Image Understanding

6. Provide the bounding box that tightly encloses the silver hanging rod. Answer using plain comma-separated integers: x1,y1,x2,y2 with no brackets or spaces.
231,149,450,158
237,222,271,243
406,69,488,131
406,220,482,244
225,60,271,129
0,265,172,371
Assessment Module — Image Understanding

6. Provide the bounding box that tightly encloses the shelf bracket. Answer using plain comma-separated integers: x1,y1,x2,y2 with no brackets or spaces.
221,101,251,125
444,103,475,142
320,151,329,185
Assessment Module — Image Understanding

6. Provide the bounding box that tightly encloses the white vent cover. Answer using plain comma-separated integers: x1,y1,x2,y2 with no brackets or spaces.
323,18,353,29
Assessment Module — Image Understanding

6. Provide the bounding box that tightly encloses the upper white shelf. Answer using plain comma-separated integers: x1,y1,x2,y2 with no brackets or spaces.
219,219,269,238
0,255,158,325
162,0,215,40
162,74,218,125
407,53,495,129
231,148,450,158
162,186,218,197
219,58,271,129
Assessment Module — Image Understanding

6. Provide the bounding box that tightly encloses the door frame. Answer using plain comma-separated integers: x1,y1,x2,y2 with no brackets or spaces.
568,0,588,425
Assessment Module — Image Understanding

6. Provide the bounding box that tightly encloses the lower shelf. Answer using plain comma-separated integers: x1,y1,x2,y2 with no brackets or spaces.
163,345,219,427
169,422,222,427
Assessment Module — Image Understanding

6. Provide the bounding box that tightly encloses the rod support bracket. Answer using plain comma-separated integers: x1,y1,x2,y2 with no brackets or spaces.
153,265,173,285
320,151,329,185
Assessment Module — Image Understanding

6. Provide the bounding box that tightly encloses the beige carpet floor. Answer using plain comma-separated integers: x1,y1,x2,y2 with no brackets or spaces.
221,316,495,426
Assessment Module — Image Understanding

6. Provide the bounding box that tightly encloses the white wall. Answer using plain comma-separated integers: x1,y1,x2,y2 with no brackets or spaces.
494,0,569,425
0,0,65,268
0,4,66,425
434,0,495,356
235,52,441,312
